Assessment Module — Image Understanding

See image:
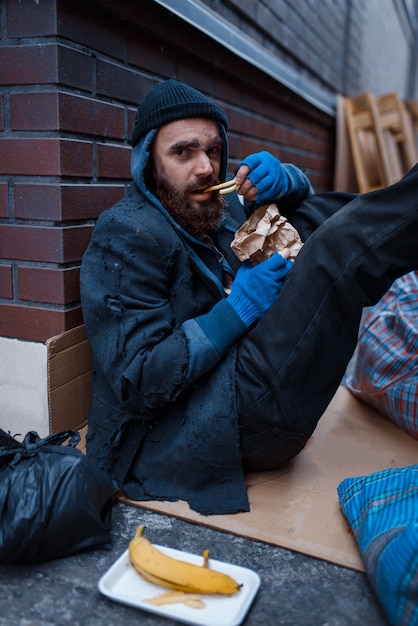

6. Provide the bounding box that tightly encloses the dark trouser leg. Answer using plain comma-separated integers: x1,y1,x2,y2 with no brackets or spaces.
236,165,418,471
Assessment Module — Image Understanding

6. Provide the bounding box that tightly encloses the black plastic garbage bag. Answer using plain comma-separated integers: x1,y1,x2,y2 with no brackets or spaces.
0,429,114,564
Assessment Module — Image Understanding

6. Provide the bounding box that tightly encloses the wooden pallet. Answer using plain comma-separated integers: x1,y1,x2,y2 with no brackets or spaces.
375,92,417,184
342,92,418,193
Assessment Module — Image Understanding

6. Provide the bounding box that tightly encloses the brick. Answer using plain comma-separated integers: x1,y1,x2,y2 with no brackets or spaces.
60,93,125,139
60,140,94,177
0,139,93,176
96,58,144,105
227,135,242,166
128,32,175,78
0,95,3,132
14,185,62,221
0,303,83,342
228,109,255,136
0,139,60,175
0,225,62,263
10,92,60,131
18,266,80,305
0,183,8,218
60,184,125,219
7,0,58,37
97,144,131,179
58,45,94,92
14,183,126,221
0,224,93,263
177,65,216,98
56,2,127,61
239,137,268,157
0,264,13,298
62,225,95,262
0,44,94,90
7,0,124,65
0,45,58,86
11,92,125,139
61,266,81,304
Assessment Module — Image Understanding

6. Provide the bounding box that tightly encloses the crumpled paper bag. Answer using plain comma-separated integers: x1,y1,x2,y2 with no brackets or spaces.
230,203,303,265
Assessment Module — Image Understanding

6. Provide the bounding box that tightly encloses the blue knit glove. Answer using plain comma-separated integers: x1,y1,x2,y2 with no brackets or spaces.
227,253,293,327
240,151,289,203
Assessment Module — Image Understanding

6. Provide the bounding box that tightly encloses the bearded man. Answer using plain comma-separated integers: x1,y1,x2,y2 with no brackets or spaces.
80,80,418,515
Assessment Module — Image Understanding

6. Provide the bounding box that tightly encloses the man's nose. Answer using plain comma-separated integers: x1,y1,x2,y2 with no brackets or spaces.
194,152,213,176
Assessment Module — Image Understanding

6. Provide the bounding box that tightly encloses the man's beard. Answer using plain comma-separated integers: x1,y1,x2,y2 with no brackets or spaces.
152,174,226,240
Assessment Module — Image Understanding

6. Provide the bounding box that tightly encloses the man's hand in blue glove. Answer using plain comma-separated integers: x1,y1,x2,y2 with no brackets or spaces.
235,151,289,203
227,252,293,327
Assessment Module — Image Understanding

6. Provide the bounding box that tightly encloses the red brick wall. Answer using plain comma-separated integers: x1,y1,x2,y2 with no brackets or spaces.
0,0,335,342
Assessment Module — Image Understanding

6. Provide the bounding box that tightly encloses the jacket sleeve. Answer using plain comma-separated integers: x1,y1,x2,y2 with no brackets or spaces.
181,299,247,382
281,163,314,204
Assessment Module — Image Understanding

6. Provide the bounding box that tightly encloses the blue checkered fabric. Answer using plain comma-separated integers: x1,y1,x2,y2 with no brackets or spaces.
338,465,418,626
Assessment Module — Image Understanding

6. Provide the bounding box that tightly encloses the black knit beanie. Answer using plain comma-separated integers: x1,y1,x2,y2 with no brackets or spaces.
132,80,229,179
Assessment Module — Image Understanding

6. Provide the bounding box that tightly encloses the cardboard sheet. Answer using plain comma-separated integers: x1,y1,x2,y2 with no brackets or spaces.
47,325,92,434
117,386,418,572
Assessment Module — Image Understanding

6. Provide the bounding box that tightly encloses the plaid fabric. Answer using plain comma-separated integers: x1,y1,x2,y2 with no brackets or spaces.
338,466,418,626
345,271,418,438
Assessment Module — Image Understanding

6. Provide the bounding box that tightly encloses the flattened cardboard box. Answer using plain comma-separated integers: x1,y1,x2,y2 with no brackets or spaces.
119,386,418,571
47,325,91,448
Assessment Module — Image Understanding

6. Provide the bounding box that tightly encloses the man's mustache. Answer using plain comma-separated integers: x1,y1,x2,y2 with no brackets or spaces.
187,177,220,193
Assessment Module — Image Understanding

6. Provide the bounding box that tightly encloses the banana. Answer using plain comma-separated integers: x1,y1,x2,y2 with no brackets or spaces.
129,526,242,595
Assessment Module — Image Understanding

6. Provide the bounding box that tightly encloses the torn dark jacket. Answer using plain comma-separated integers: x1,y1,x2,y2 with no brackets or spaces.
80,142,312,515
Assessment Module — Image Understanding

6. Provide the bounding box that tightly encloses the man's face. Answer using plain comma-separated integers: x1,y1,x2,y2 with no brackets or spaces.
148,118,226,238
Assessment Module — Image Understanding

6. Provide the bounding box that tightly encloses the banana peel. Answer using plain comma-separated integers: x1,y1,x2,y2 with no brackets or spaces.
129,526,242,595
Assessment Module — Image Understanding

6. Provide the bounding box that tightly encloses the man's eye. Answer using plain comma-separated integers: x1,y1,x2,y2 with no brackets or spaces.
208,146,221,157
